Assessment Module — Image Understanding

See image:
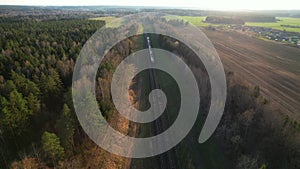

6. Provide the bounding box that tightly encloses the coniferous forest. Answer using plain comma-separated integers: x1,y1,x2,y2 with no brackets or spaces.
0,16,106,168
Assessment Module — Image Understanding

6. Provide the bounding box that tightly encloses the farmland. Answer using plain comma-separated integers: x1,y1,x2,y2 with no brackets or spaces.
204,29,300,118
165,15,210,27
89,16,121,28
246,17,300,33
89,15,300,33
166,15,300,33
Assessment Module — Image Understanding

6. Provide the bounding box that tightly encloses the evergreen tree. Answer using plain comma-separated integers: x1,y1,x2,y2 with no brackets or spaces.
0,90,32,135
41,131,65,165
11,71,40,97
26,93,41,114
58,104,75,152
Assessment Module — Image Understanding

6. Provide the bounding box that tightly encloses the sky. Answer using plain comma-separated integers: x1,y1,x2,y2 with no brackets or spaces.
1,0,300,10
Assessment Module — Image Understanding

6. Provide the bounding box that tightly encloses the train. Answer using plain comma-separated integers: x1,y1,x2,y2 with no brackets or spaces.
147,36,155,63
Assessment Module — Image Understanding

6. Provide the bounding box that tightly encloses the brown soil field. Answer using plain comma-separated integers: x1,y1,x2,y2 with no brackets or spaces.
204,29,300,119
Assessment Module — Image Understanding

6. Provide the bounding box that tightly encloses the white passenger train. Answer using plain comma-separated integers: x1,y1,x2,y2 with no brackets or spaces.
147,36,154,63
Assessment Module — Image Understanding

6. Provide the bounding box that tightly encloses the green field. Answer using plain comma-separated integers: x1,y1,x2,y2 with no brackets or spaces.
90,16,300,33
246,17,300,33
178,16,209,27
166,16,300,33
89,16,121,28
91,15,215,29
164,15,212,27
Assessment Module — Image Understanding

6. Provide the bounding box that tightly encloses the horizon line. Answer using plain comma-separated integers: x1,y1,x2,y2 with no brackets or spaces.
0,4,300,11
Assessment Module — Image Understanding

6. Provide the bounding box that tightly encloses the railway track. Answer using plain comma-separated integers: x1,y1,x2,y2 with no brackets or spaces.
144,34,177,169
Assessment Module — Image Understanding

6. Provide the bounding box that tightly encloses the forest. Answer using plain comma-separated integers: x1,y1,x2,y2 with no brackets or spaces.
0,16,107,168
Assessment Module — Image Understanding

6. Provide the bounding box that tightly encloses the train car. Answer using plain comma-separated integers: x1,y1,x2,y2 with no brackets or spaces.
147,36,155,63
150,52,154,63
